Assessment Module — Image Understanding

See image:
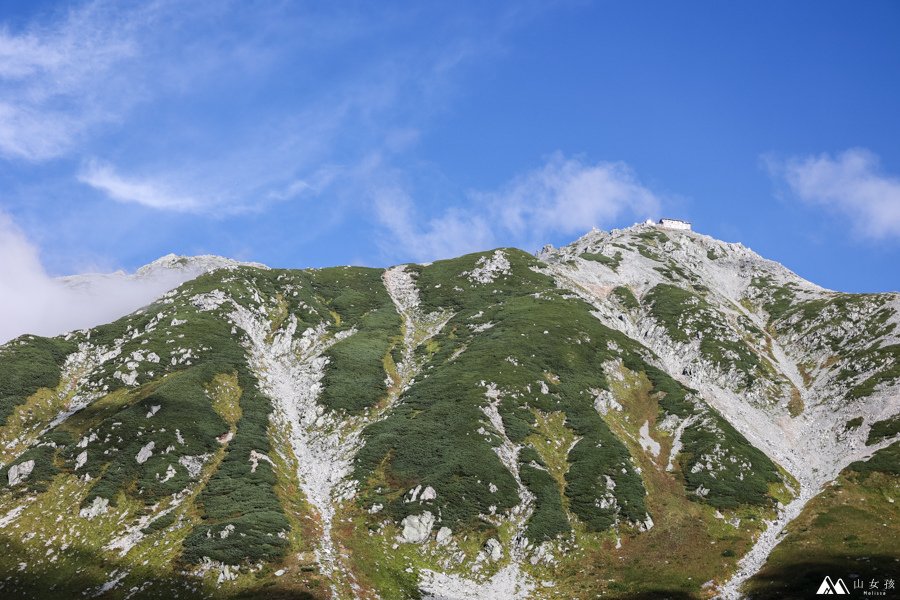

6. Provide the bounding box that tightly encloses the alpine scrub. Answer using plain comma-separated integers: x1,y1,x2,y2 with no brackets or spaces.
0,223,898,600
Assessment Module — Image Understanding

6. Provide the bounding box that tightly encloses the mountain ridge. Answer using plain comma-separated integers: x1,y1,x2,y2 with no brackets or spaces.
0,223,897,600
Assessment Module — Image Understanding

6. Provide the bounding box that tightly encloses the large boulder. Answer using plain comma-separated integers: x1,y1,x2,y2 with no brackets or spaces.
7,460,35,486
398,511,435,544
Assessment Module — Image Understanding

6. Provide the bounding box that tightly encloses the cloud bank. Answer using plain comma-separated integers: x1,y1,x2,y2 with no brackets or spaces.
0,211,204,344
767,148,900,240
375,154,663,261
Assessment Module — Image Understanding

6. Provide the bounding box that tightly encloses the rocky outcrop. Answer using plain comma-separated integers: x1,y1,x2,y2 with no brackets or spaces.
399,512,435,544
7,460,34,486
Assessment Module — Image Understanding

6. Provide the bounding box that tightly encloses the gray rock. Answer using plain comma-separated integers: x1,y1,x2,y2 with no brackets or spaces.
435,526,453,545
79,496,109,519
398,511,435,544
135,441,155,464
75,451,87,471
484,538,503,561
8,460,35,486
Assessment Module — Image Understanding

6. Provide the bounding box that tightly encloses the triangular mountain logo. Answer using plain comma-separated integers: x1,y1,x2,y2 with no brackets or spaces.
816,576,850,594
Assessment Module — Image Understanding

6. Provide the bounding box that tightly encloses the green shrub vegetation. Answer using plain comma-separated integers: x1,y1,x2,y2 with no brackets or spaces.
623,357,782,508
1,444,59,493
653,260,693,283
843,344,900,400
678,415,781,509
746,453,900,600
636,230,669,244
611,286,640,310
866,414,900,445
580,251,623,271
633,243,661,261
142,510,177,533
80,364,231,505
0,268,308,565
845,416,863,430
768,292,898,400
849,442,900,477
356,250,651,537
353,248,782,542
0,335,76,427
313,267,401,413
645,284,764,386
519,447,570,541
2,239,897,597
748,276,798,323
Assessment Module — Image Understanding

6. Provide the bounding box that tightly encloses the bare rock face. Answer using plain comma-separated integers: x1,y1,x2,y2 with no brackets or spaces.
74,451,87,470
435,526,453,545
399,512,435,544
7,460,34,486
78,496,109,519
484,538,503,561
419,486,437,501
135,442,155,464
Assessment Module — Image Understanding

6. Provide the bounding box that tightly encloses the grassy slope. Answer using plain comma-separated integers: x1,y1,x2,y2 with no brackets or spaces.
745,443,900,599
0,265,397,598
0,250,843,599
750,277,900,402
348,249,788,598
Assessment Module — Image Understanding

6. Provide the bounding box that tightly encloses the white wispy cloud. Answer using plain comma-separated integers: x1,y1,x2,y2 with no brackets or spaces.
480,153,662,240
0,3,521,225
0,1,285,163
1,2,524,209
375,153,663,261
374,187,497,260
767,148,900,240
0,1,146,161
77,159,205,212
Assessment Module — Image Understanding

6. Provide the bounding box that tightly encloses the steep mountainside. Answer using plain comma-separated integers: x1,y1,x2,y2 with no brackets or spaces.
1,223,897,599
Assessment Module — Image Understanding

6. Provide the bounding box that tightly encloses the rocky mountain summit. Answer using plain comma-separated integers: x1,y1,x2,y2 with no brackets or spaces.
58,254,267,294
1,223,897,599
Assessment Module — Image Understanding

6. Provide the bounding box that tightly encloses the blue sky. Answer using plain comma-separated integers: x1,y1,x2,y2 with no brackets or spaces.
1,0,899,294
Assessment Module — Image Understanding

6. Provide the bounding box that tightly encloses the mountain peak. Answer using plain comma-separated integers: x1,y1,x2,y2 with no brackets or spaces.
540,221,826,299
136,253,269,277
